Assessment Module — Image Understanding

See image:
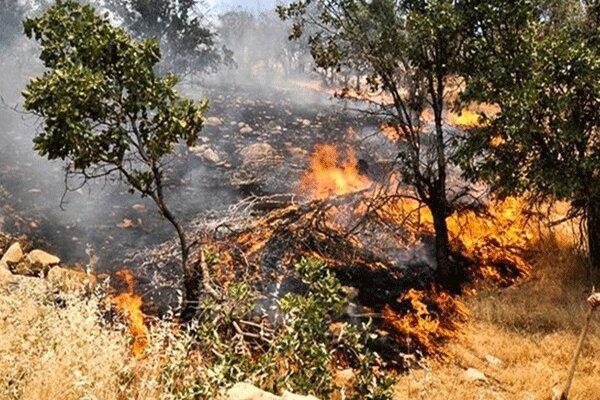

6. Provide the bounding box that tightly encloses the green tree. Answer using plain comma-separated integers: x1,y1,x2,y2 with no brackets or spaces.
457,0,600,270
22,0,208,309
105,0,232,76
278,0,478,290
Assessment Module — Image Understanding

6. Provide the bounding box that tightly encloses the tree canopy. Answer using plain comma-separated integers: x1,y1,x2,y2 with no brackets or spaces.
457,0,600,268
279,0,480,289
106,0,233,76
23,0,208,307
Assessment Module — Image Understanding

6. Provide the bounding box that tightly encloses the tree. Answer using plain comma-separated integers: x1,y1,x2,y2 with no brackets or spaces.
105,0,232,76
278,0,478,290
456,0,600,270
22,0,208,311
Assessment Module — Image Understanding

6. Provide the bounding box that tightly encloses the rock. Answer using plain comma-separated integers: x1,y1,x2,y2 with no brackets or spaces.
47,267,98,293
0,267,16,287
281,391,319,400
333,368,356,389
484,354,503,367
117,218,134,229
227,383,279,400
464,368,487,382
239,143,278,167
204,116,222,126
15,249,61,276
226,384,319,400
240,126,254,135
1,242,23,266
190,144,221,164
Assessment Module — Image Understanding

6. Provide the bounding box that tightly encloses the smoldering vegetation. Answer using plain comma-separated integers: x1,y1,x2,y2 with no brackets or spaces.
0,1,365,269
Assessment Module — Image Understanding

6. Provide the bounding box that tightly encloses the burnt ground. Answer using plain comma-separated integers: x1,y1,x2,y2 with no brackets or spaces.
0,81,390,272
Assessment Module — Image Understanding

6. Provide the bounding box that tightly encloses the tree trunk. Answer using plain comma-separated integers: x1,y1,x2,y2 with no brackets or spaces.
429,193,460,293
587,197,600,270
430,81,461,292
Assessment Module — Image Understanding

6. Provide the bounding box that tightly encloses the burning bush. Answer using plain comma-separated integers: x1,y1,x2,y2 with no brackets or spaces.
382,288,469,360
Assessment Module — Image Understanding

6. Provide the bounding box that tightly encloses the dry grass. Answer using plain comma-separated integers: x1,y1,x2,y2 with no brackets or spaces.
394,232,600,400
1,231,599,399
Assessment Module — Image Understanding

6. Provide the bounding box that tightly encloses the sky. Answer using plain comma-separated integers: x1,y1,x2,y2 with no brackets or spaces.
206,0,281,13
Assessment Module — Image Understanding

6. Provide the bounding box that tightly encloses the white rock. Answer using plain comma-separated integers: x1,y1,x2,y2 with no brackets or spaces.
227,383,279,400
26,250,60,269
485,354,503,367
0,266,16,287
240,126,254,134
281,391,319,400
464,368,487,382
1,242,23,266
204,116,222,126
239,143,278,167
190,145,221,164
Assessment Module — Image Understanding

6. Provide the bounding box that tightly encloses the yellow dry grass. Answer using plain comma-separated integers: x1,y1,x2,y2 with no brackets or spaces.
1,230,598,399
394,232,600,400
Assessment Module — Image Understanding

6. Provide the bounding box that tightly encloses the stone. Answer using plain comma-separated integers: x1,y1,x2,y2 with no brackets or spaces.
239,143,278,167
227,383,279,400
27,250,60,269
0,266,16,287
333,368,356,389
47,267,98,293
485,354,503,367
464,368,487,382
190,144,221,164
281,391,319,400
240,126,254,135
1,242,23,266
204,116,222,126
226,384,319,400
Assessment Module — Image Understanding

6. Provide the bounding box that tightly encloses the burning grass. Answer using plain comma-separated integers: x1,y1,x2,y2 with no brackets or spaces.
393,234,600,400
111,269,148,357
196,143,539,362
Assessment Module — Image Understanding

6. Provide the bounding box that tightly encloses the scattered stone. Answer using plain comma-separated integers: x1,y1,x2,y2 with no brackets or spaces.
47,266,98,293
132,204,146,212
281,391,319,400
190,144,221,164
225,384,319,400
227,383,279,400
333,368,356,389
240,125,254,135
27,249,60,270
485,354,503,367
1,242,23,266
117,219,134,229
239,143,279,167
204,116,222,126
464,368,487,382
0,267,16,287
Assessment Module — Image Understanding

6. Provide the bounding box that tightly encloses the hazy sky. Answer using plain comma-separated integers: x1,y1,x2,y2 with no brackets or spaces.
207,0,281,12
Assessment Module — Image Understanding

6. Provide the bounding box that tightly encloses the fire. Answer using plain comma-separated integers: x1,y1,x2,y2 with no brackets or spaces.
111,269,148,357
383,288,469,359
447,103,499,128
299,144,371,199
448,197,534,286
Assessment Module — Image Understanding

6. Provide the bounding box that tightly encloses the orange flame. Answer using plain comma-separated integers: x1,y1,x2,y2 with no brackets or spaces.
112,270,148,357
383,288,469,359
299,144,371,199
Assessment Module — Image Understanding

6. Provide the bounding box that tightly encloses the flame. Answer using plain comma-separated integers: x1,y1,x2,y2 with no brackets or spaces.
447,103,499,128
299,144,371,199
383,288,469,359
448,197,534,285
112,269,148,357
